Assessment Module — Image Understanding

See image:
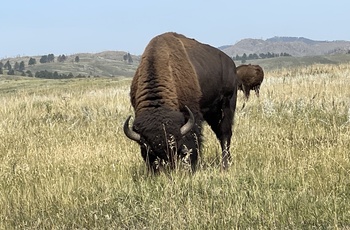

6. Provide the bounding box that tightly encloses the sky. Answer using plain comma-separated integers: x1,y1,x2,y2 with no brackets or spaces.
1,0,350,58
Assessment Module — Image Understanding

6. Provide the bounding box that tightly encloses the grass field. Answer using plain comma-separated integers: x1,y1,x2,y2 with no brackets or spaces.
1,63,350,229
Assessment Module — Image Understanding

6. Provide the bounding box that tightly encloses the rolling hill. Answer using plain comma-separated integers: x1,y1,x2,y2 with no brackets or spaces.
1,36,350,78
220,37,350,57
0,51,140,78
239,54,350,71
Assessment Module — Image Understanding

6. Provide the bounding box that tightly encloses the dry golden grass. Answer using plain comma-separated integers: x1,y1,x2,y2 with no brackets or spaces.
0,64,350,229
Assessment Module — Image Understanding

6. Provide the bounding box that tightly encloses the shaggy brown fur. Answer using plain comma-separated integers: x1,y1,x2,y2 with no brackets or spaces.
131,33,202,116
125,32,238,172
236,64,264,99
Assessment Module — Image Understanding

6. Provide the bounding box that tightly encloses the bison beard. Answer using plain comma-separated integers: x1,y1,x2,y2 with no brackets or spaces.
124,32,238,173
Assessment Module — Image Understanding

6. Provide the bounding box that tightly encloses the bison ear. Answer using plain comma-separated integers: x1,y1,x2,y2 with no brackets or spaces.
180,106,195,136
124,116,141,142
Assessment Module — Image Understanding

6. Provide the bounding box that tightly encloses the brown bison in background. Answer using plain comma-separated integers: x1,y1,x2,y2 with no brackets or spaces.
124,32,238,173
236,64,264,99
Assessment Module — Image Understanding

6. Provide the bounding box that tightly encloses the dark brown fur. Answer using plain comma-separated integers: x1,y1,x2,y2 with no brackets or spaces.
236,64,264,99
125,32,238,172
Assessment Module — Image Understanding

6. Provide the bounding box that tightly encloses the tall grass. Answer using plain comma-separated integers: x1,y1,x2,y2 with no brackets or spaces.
1,64,350,229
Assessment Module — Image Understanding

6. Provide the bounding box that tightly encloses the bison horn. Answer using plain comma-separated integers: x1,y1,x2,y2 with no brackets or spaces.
123,116,141,142
180,106,195,136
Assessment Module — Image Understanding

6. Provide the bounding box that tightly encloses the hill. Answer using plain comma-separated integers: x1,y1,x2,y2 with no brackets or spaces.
234,53,350,71
221,37,350,57
2,41,350,78
0,51,139,78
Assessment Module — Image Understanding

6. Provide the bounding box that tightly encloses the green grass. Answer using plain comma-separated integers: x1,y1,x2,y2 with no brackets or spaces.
1,63,350,229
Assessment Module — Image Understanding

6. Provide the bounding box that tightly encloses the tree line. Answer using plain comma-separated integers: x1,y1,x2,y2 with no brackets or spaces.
0,54,80,77
0,67,81,79
34,70,83,79
233,52,292,63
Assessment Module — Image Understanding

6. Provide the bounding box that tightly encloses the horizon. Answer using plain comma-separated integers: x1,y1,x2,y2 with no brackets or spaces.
1,0,350,59
2,36,349,60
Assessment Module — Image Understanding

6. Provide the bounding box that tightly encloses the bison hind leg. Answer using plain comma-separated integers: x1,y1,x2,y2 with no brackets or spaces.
204,96,236,170
254,85,260,97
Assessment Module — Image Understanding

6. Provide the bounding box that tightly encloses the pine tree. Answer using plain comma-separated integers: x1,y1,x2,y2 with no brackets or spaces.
8,69,15,75
19,61,25,71
48,54,55,62
127,53,133,64
14,62,20,71
26,70,33,77
40,55,48,63
28,57,36,65
4,60,11,70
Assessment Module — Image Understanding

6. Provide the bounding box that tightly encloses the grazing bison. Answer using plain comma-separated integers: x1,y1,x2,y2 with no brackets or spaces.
236,64,264,99
124,32,238,172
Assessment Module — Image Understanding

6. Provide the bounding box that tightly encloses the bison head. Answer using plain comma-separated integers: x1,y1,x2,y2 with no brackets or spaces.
123,106,198,171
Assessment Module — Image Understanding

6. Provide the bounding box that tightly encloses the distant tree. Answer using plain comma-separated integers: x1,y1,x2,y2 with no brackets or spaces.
21,71,26,76
0,67,3,74
35,70,53,78
28,57,36,65
4,60,11,70
234,52,291,61
48,54,55,62
58,55,67,62
123,53,133,64
0,61,3,69
75,56,80,63
241,53,247,63
68,72,74,78
26,70,33,77
281,52,291,57
40,55,48,63
19,61,25,71
76,74,85,78
53,71,59,79
7,69,15,75
259,53,266,59
127,53,133,64
14,62,20,71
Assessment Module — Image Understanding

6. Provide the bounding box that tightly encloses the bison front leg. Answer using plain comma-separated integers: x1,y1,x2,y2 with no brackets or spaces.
243,85,250,100
220,139,231,169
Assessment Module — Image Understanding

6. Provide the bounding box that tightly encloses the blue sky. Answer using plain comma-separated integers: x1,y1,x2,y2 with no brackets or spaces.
1,0,350,58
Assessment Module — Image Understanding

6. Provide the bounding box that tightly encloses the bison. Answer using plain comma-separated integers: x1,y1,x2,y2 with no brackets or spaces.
124,32,238,172
236,64,264,99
